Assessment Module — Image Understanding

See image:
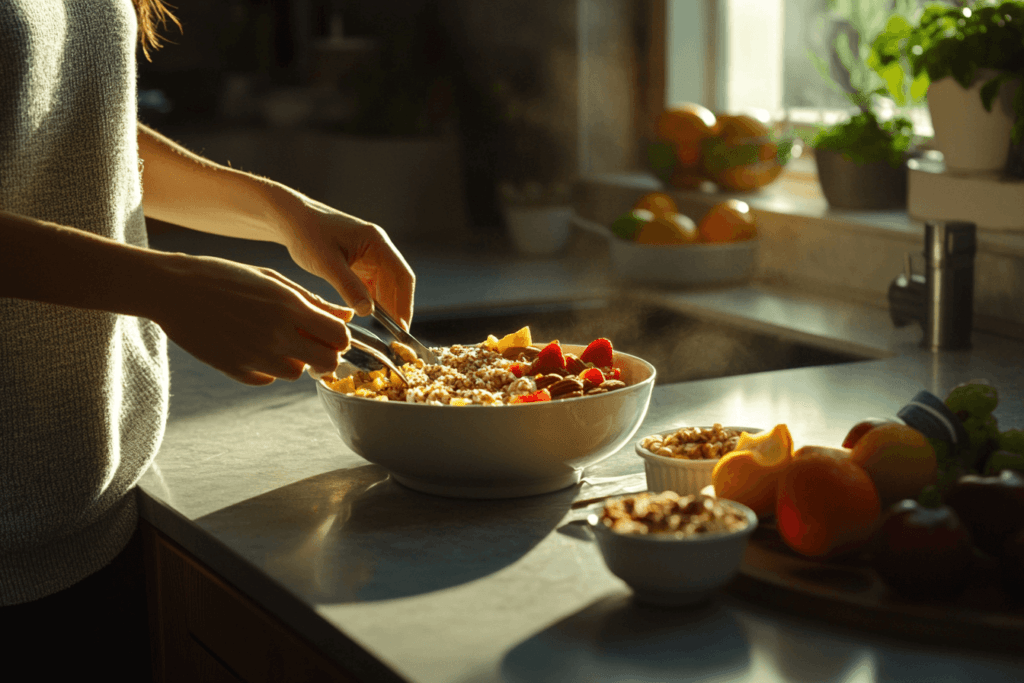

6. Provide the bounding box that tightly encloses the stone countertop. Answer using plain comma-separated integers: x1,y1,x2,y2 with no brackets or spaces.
140,231,1024,683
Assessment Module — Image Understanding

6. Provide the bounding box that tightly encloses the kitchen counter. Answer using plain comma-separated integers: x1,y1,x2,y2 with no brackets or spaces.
140,230,1024,682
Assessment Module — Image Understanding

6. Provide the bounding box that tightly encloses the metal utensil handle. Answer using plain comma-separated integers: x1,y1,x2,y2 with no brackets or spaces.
372,305,440,365
349,338,409,384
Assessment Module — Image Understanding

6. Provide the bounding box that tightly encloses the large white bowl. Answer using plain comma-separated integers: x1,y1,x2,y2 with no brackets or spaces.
588,496,758,606
316,344,657,499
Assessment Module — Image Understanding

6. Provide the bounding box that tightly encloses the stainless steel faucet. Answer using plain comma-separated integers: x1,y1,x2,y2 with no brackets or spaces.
887,221,976,351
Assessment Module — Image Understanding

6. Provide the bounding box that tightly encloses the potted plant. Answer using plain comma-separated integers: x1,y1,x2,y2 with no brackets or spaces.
871,0,1024,174
810,0,921,210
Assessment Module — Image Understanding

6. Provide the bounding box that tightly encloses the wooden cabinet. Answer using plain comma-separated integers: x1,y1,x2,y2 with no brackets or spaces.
142,521,358,683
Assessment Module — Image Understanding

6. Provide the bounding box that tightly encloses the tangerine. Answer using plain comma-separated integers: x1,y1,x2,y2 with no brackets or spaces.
697,200,756,243
776,446,881,558
849,423,937,507
712,424,794,517
656,103,718,146
632,192,678,218
634,213,697,245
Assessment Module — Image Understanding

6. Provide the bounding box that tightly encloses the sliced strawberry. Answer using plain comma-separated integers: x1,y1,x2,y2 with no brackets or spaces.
530,342,565,375
580,338,613,368
580,367,605,385
509,362,525,378
607,367,621,380
510,388,552,404
563,353,586,375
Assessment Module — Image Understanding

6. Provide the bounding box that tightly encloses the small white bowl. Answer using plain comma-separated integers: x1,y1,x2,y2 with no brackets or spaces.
635,426,763,495
588,496,758,606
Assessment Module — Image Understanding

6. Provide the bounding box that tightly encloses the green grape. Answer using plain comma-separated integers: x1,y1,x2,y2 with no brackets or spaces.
998,428,1024,456
961,413,1000,470
945,381,999,419
927,437,954,467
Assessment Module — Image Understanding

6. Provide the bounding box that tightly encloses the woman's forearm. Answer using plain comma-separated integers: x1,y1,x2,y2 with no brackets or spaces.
0,209,169,317
137,122,301,243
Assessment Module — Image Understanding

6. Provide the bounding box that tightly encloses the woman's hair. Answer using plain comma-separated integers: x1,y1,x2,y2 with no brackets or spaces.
133,0,180,60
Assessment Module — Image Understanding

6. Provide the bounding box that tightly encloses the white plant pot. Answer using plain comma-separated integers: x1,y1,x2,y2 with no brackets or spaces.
928,70,1020,173
504,205,572,257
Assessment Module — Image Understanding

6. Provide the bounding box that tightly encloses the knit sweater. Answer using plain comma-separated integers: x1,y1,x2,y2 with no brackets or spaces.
0,0,169,604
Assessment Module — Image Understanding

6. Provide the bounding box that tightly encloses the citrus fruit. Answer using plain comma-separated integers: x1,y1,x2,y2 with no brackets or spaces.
849,423,937,507
701,113,783,191
632,192,678,217
610,209,654,241
656,103,718,148
656,103,719,180
776,446,881,558
697,200,756,243
634,213,697,245
714,113,771,143
712,424,794,517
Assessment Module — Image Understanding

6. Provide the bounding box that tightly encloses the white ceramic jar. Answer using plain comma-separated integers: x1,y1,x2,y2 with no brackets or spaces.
927,69,1021,174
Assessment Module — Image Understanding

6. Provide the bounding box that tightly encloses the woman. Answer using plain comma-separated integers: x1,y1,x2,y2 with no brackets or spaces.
0,1,415,678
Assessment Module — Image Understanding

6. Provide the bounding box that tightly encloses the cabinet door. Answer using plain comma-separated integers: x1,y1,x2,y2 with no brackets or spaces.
144,522,358,683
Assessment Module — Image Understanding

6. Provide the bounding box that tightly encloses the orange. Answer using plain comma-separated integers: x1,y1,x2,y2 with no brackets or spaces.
656,103,718,146
632,192,678,218
634,214,697,245
712,424,794,517
776,446,881,558
698,200,756,243
714,113,771,143
657,104,719,173
850,423,937,507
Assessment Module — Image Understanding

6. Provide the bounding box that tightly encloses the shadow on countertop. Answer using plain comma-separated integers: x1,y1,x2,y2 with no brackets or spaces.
195,465,578,603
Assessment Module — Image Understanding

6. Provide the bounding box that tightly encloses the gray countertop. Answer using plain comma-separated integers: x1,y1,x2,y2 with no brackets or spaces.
140,230,1024,682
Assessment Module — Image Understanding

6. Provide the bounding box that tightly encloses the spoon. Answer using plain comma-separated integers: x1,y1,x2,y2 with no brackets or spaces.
371,302,440,366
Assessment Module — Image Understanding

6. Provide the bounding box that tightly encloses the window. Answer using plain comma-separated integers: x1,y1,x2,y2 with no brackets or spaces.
665,0,933,137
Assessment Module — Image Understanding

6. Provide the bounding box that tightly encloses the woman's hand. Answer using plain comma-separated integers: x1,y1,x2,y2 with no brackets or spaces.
151,253,355,385
275,195,416,329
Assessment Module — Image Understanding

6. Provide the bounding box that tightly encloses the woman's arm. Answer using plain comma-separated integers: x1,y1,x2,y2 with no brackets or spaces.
0,209,353,385
137,123,416,327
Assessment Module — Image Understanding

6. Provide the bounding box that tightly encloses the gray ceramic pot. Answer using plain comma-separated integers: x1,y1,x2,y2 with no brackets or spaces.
814,148,908,210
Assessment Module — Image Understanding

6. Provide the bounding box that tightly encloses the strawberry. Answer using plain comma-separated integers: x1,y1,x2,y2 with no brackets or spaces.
607,367,621,380
580,338,613,368
580,367,605,385
510,388,552,404
530,342,565,375
509,362,525,378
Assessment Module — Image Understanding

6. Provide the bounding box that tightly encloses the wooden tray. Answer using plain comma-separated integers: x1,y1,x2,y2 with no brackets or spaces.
727,521,1024,653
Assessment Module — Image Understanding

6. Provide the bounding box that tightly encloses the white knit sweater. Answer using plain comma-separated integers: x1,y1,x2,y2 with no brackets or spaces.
0,0,169,604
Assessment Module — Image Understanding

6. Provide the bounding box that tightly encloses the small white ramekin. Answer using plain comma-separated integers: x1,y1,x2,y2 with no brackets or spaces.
635,426,763,495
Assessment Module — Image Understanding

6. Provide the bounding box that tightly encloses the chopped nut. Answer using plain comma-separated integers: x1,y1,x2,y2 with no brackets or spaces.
640,424,744,461
601,492,747,536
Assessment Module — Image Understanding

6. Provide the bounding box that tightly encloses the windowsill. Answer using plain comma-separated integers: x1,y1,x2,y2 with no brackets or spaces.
576,160,1024,258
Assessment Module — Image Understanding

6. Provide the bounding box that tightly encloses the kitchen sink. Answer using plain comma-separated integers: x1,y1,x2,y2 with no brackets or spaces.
394,299,871,385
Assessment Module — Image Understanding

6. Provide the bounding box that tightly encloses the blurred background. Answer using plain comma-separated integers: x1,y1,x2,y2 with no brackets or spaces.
139,0,931,250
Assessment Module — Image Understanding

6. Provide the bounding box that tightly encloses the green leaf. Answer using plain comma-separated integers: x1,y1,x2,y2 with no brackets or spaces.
910,71,930,102
877,61,907,105
979,75,1004,112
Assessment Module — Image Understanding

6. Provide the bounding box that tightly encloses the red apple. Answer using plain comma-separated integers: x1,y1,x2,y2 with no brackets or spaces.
842,418,897,449
872,499,974,600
